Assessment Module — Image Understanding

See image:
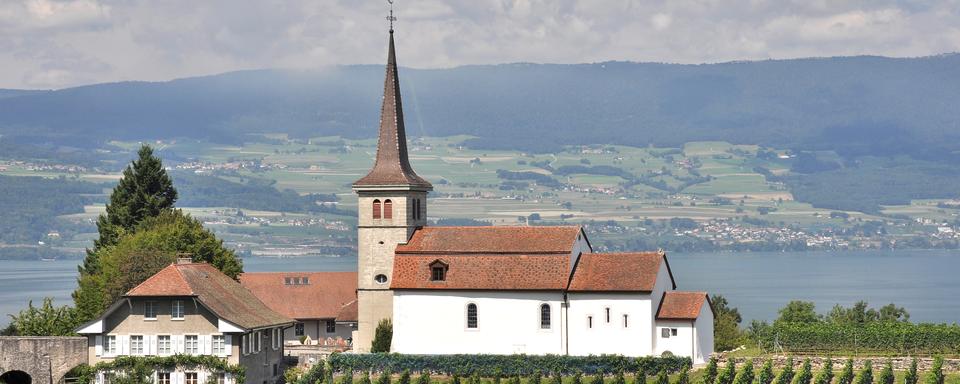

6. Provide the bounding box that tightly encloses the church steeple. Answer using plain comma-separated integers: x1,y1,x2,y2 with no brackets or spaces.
353,30,432,190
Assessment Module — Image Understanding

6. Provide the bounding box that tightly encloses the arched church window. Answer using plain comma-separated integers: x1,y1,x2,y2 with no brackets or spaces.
373,199,382,219
466,303,478,329
540,303,551,329
384,199,393,219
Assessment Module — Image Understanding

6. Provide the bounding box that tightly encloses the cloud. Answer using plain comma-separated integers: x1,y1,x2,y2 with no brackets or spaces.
0,0,958,89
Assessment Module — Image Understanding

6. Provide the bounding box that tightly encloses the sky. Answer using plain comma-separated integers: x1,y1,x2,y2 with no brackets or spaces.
1,0,959,89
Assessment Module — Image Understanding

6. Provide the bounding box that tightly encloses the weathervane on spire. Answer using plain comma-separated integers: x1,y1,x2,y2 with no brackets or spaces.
386,0,397,32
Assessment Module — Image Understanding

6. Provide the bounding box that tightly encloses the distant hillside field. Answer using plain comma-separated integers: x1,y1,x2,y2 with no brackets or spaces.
0,55,959,160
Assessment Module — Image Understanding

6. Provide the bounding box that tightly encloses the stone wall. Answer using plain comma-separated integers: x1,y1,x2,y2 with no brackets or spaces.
717,356,960,373
0,336,88,383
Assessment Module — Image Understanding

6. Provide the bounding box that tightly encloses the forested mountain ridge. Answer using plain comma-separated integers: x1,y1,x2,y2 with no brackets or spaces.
0,54,958,160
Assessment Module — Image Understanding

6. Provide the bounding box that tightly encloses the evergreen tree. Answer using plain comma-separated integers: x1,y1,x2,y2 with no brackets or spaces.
877,361,893,384
732,360,754,384
655,370,669,384
925,357,944,384
371,318,393,352
813,359,833,384
84,144,178,273
836,359,855,384
791,359,813,384
853,361,872,384
775,358,796,384
904,359,918,384
757,361,775,384
417,371,431,384
702,358,719,384
714,360,736,384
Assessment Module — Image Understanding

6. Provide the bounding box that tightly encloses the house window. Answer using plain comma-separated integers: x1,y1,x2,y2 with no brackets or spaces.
672,328,678,336
172,300,184,320
213,335,226,355
185,335,199,354
661,328,671,338
326,320,336,333
373,199,382,219
284,277,293,285
302,277,309,284
623,314,629,328
105,335,117,354
295,322,305,336
144,301,157,320
185,372,198,384
255,331,262,352
383,199,393,219
130,335,144,355
540,304,551,329
157,372,171,384
431,266,445,281
215,374,226,384
241,334,248,355
375,274,388,284
158,335,171,354
466,303,478,329
273,364,279,376
588,316,593,329
605,307,611,323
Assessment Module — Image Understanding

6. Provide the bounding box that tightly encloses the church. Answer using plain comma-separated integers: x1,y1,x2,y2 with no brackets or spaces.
351,27,714,363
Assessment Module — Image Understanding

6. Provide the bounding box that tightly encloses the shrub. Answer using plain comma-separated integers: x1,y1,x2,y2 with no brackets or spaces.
836,359,854,384
702,358,719,384
552,371,563,384
925,357,944,384
853,361,873,384
635,371,646,384
371,319,393,353
417,371,431,384
613,370,626,384
329,355,691,376
812,359,833,384
572,371,583,384
360,371,372,384
757,361,775,384
732,360,754,384
451,373,461,384
791,359,813,384
714,361,736,384
509,375,521,384
904,359,918,384
530,371,543,384
590,370,605,384
877,361,893,384
655,370,669,384
379,371,393,384
675,365,690,384
493,369,502,384
470,373,482,384
774,358,795,384
341,369,355,384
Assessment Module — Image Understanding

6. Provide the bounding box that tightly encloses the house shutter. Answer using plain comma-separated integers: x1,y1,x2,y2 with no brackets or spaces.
223,335,232,357
201,335,210,355
95,335,103,356
118,335,129,355
173,335,183,354
148,335,156,355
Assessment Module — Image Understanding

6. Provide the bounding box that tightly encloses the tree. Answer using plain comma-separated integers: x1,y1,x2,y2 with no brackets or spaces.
73,209,244,320
371,318,393,353
756,360,775,384
813,359,833,384
711,295,746,351
776,301,820,324
83,145,178,274
10,298,79,336
925,357,944,384
904,359,918,384
837,359,855,384
732,360,754,384
853,361,873,384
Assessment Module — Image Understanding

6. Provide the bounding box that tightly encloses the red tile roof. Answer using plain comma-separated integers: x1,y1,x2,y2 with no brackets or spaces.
336,299,358,323
126,263,293,330
239,272,357,320
657,291,710,320
567,252,674,292
396,226,583,254
391,254,571,290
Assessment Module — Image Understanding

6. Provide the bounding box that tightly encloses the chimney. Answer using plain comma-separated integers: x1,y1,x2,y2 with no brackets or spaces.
176,253,194,264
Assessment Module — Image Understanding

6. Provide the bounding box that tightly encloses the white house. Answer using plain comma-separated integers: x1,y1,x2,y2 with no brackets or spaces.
350,26,715,363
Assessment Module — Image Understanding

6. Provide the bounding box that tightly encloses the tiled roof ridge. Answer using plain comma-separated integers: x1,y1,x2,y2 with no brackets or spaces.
396,250,571,255
125,263,194,296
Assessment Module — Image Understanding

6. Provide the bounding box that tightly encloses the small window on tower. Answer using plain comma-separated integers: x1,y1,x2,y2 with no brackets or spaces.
373,199,382,219
383,199,393,219
374,274,388,284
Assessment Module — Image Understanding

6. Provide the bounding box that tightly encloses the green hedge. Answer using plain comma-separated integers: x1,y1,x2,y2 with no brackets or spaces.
329,354,691,376
758,323,960,354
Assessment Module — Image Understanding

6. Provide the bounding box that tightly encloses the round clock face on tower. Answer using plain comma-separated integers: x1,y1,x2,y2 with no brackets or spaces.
374,274,388,284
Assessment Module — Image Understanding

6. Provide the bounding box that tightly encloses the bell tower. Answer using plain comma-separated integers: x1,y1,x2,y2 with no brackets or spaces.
352,26,432,352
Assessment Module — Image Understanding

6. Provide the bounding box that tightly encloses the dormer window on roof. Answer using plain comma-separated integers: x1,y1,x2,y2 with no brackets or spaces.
429,260,448,281
284,276,311,285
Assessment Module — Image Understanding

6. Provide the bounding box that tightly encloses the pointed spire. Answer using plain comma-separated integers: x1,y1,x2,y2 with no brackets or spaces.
353,30,432,190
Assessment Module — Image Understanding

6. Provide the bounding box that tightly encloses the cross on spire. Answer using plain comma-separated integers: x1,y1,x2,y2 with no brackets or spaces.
386,0,396,32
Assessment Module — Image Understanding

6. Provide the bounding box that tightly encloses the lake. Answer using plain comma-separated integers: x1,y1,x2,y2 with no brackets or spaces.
1,250,958,327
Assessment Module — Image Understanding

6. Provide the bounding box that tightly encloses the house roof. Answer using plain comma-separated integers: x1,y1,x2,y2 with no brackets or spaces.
656,291,711,320
391,254,571,290
567,252,675,292
353,30,431,189
125,263,293,330
396,226,583,255
336,299,358,323
239,271,357,320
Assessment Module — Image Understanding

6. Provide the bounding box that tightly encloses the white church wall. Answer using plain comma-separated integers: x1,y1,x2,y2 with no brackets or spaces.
392,290,565,355
566,293,653,356
650,263,675,352
654,320,694,360
693,303,714,364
